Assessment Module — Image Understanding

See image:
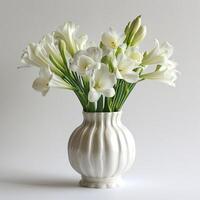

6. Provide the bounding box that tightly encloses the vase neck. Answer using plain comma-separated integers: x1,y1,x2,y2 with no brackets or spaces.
83,112,122,123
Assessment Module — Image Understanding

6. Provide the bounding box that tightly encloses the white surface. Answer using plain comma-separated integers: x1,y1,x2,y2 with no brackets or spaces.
68,112,135,188
0,0,200,199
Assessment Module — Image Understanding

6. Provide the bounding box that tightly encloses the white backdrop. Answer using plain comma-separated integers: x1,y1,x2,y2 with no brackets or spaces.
0,0,200,199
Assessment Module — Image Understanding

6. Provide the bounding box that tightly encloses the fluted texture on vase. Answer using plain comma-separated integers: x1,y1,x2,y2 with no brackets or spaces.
68,111,135,188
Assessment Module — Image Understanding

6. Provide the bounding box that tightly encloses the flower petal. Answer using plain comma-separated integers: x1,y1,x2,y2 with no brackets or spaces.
86,47,102,62
115,68,123,79
101,28,121,49
88,87,101,102
70,47,102,76
94,64,116,89
102,88,115,97
32,77,49,96
160,41,173,58
122,71,139,83
49,74,73,89
141,61,178,87
54,21,88,56
141,39,174,66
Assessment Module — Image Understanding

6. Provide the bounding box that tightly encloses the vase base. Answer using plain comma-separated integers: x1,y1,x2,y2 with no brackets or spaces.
79,176,121,189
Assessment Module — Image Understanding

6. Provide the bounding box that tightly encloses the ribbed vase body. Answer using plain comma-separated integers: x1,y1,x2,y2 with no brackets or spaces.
68,111,135,188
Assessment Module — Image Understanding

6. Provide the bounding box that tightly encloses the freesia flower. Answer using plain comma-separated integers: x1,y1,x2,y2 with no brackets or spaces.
125,46,143,65
54,21,88,56
112,54,139,83
140,61,178,87
101,28,124,49
32,67,72,96
21,34,61,69
70,47,102,76
21,43,49,68
88,64,116,102
20,17,178,112
142,39,173,66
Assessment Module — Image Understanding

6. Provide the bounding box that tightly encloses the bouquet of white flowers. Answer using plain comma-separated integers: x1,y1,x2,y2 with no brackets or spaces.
21,16,178,112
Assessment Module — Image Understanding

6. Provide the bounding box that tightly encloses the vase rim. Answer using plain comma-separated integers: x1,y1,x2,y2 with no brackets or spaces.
83,110,122,114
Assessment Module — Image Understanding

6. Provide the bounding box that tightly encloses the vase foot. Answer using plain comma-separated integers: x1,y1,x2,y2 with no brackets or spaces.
79,176,121,189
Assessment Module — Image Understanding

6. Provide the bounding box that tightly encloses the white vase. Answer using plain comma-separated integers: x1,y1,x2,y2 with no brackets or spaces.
68,111,135,188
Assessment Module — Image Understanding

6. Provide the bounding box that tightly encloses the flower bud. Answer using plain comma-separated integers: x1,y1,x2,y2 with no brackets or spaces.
130,16,141,36
126,15,141,44
58,39,67,65
131,25,147,47
124,21,131,35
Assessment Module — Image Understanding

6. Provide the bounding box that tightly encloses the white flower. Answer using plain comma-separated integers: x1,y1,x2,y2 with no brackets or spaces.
40,34,62,60
32,67,72,96
112,54,139,83
125,46,143,65
142,39,173,66
141,61,178,87
21,43,49,68
54,21,88,56
88,64,116,102
21,34,61,69
70,47,102,76
101,28,124,49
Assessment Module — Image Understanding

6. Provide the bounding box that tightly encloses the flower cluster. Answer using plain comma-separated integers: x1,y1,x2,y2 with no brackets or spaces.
21,16,178,112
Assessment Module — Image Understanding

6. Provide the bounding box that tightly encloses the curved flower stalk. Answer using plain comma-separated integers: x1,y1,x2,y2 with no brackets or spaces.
54,21,88,57
20,16,179,112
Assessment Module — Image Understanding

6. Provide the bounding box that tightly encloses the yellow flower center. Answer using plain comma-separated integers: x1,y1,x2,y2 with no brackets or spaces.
111,41,117,49
94,81,102,90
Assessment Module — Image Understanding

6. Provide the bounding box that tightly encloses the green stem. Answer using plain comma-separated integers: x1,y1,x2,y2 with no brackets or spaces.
97,96,104,112
87,102,96,112
103,97,110,112
118,83,136,110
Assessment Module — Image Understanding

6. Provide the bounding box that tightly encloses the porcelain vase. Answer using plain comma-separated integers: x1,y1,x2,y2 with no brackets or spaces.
68,111,135,188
